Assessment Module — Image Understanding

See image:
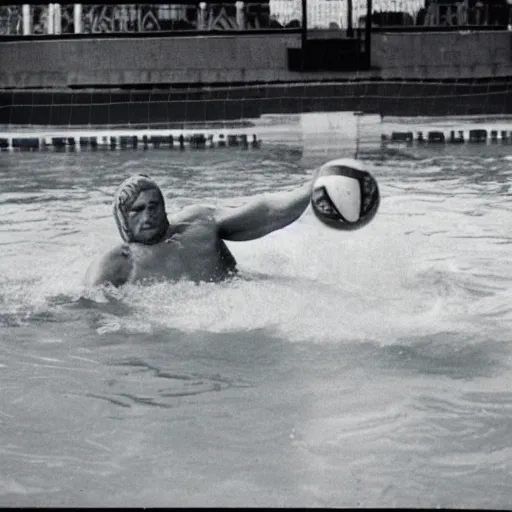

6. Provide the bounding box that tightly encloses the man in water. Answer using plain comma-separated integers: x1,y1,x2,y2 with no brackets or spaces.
84,174,312,287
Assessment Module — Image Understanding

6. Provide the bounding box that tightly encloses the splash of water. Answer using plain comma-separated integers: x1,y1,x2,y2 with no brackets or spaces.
2,155,511,350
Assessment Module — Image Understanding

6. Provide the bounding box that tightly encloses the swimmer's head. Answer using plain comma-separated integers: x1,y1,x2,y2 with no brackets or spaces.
113,174,169,244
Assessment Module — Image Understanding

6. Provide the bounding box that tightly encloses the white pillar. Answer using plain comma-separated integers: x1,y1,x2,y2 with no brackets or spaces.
22,4,31,35
47,3,55,34
198,2,206,30
74,4,82,33
54,3,61,34
235,1,245,29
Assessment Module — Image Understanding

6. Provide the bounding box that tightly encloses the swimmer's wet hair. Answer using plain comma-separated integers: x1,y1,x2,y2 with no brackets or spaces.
113,174,166,242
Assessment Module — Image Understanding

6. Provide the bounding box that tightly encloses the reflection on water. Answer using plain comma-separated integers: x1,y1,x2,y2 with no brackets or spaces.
0,139,512,507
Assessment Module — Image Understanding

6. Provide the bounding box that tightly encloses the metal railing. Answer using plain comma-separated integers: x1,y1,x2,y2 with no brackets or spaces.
0,0,510,36
0,1,302,35
360,0,512,29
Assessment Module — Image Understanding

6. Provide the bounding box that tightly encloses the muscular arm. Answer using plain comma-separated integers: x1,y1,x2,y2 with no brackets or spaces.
84,244,134,287
214,181,312,242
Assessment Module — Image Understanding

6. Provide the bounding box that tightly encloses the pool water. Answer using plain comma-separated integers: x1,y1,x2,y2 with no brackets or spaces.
1,121,512,507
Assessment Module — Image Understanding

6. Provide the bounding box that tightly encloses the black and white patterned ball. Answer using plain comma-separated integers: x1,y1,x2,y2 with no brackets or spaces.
311,159,380,231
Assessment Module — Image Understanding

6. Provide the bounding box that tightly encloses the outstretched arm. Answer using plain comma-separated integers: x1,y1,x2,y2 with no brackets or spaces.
215,180,312,242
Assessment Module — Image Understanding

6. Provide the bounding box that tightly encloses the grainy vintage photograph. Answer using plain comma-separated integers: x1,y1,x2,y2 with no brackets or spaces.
0,0,511,508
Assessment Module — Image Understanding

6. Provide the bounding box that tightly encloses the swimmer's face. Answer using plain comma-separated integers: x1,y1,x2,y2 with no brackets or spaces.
127,188,168,244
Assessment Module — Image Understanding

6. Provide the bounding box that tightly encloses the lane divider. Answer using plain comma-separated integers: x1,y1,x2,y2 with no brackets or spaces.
0,131,262,151
382,128,512,144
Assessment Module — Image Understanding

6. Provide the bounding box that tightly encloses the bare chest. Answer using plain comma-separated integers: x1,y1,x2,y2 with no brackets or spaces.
129,220,230,283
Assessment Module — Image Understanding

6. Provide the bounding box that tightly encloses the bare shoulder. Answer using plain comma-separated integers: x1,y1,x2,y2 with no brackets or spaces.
168,204,217,225
84,243,134,287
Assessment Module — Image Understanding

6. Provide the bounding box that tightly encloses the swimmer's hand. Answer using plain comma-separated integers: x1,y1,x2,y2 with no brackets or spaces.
84,244,134,287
